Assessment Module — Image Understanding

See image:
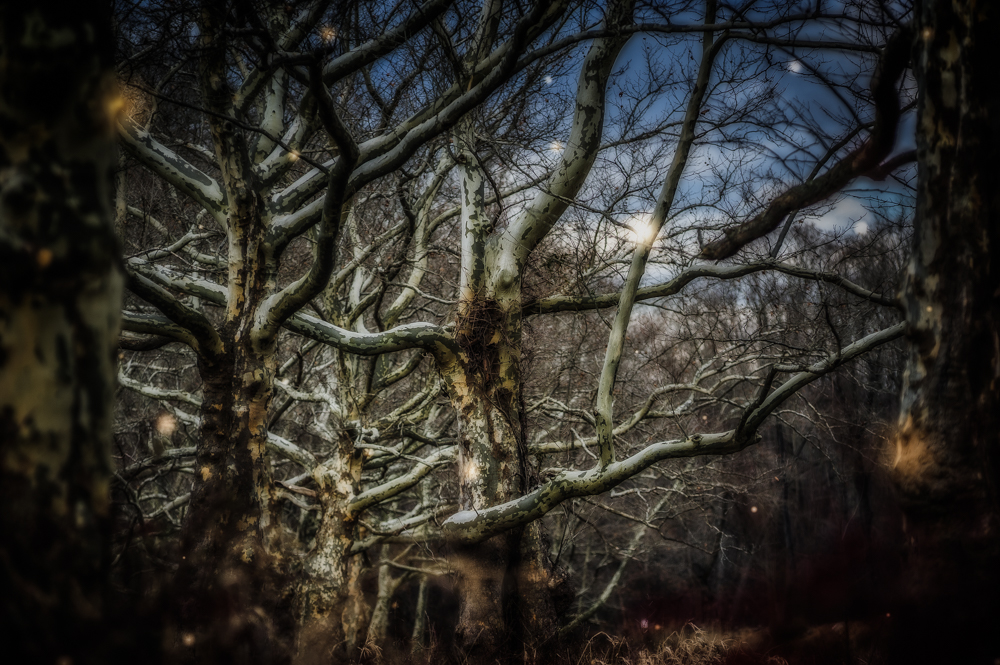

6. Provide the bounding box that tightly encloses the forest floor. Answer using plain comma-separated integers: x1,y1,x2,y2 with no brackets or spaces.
575,619,893,665
375,620,894,664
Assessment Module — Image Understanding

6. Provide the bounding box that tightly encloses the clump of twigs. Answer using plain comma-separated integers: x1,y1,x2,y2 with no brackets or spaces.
456,296,507,380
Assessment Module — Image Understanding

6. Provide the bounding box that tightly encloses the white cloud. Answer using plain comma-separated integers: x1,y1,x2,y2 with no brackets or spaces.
812,196,869,232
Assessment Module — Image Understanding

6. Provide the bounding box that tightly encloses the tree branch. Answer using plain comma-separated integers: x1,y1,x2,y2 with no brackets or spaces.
442,321,904,544
699,23,914,260
118,120,227,226
525,260,900,315
494,0,636,271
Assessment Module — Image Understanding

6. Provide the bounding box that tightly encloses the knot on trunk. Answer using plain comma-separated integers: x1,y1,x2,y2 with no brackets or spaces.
456,296,506,381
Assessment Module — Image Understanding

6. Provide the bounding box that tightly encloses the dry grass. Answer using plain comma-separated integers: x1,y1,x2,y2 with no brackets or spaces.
357,619,891,664
576,624,760,665
571,619,892,665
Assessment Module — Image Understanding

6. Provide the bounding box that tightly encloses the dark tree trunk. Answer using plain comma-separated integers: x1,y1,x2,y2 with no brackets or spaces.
0,3,121,662
174,343,289,664
892,1,1000,661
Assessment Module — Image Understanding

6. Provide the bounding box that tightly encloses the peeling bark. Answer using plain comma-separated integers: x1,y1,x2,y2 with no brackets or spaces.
0,4,122,661
891,1,1000,661
175,343,291,665
447,293,530,662
293,421,365,665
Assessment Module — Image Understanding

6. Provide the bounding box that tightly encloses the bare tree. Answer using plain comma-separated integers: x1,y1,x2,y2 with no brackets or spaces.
112,0,916,661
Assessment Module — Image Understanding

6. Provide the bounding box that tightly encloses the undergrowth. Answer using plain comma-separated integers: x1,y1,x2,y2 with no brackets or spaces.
576,625,764,665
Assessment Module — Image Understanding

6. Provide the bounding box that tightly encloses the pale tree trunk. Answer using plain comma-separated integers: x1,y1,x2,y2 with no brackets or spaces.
445,282,568,663
445,301,528,662
411,574,431,655
438,0,635,659
439,231,552,661
117,0,459,660
0,4,122,662
293,429,367,665
152,0,364,649
366,545,409,655
892,1,1000,661
439,122,527,663
444,167,566,662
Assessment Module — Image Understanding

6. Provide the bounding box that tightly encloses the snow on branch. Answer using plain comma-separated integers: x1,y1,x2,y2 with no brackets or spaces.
441,322,904,544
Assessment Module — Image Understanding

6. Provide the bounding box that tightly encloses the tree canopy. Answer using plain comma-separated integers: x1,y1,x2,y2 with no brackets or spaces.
108,0,919,661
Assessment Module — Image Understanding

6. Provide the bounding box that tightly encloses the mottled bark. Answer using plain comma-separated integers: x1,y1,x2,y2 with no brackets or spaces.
891,1,1000,662
442,1,636,659
0,3,121,662
166,5,296,661
175,344,289,664
366,546,407,652
293,431,365,665
449,293,530,663
446,231,571,663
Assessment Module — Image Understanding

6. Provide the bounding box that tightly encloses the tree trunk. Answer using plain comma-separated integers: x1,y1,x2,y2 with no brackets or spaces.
175,340,289,664
444,285,564,663
366,545,407,655
167,5,301,658
293,432,366,665
411,574,430,655
892,1,1000,661
0,4,121,662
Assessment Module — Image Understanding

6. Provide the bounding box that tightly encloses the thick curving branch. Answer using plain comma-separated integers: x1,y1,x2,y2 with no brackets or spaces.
593,2,724,469
130,260,460,361
255,62,360,341
699,23,914,260
442,321,904,544
118,120,227,226
321,0,451,86
493,0,635,272
742,321,905,432
124,271,224,359
347,0,570,191
285,314,459,361
118,332,178,351
121,312,202,351
441,430,742,543
128,262,228,304
525,260,899,315
348,446,456,515
268,2,566,220
255,97,319,187
233,1,329,114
